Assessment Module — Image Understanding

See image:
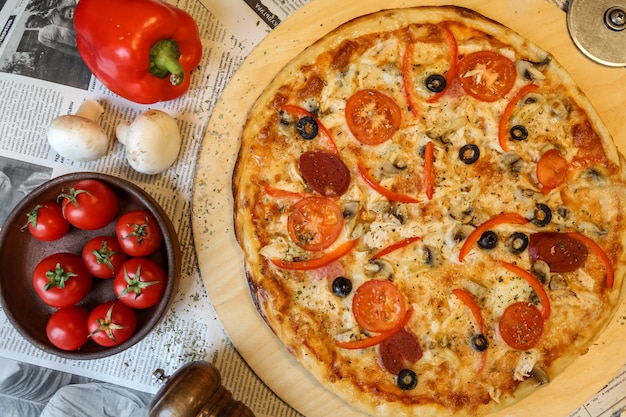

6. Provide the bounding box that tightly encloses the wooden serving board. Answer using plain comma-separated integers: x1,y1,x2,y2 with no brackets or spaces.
192,0,626,416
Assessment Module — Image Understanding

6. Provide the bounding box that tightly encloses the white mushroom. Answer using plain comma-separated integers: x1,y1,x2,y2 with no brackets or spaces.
47,100,109,162
116,110,181,175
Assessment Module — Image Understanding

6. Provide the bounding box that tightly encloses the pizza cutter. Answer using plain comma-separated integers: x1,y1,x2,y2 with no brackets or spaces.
567,0,626,66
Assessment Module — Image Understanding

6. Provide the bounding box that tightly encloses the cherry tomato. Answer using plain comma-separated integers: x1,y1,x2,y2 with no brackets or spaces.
116,210,164,257
82,236,128,279
345,89,402,145
352,280,407,333
46,306,89,351
88,300,137,347
58,179,118,230
114,258,166,309
22,202,70,241
536,149,568,193
498,302,544,350
287,196,344,252
32,253,92,308
457,51,517,102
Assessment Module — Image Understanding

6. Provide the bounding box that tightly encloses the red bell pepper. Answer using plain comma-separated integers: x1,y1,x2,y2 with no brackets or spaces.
74,0,202,104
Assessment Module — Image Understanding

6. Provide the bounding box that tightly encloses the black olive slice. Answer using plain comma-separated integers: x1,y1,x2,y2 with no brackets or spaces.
297,116,318,140
471,334,489,352
459,144,480,165
510,125,528,141
478,230,498,249
507,232,529,254
331,276,352,298
532,204,552,227
397,369,418,390
425,74,446,93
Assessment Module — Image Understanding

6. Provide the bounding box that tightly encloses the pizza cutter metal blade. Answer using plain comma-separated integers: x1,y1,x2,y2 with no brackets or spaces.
567,0,626,67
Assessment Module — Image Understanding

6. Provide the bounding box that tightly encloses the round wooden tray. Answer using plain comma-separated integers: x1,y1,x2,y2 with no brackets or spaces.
192,0,626,416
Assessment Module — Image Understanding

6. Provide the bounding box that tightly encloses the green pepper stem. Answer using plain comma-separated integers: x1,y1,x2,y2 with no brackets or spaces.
149,39,185,86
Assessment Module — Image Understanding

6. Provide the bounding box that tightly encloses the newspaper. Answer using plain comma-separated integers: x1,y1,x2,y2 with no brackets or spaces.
0,0,622,416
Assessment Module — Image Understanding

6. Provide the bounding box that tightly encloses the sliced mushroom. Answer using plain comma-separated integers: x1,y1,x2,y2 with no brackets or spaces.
365,259,394,280
500,152,526,176
389,204,408,224
531,260,551,285
515,59,547,82
548,274,568,291
548,96,572,120
343,201,360,219
421,245,442,268
581,167,610,187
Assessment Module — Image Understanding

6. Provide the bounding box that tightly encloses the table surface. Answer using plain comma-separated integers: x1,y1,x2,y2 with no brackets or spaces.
192,0,626,416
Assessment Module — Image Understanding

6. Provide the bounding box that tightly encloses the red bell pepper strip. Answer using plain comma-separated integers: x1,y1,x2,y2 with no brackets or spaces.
497,84,539,151
566,232,614,288
335,308,414,349
281,105,339,155
426,26,458,104
271,239,358,270
74,0,202,104
423,141,435,200
372,237,421,259
498,261,551,320
402,42,420,118
452,288,487,372
357,164,421,204
263,185,312,201
458,213,529,261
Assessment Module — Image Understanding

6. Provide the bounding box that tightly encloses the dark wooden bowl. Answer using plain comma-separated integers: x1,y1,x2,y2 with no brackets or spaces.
0,172,181,359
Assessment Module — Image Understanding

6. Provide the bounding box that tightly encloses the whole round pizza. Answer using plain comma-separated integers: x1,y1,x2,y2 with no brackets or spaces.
232,6,626,417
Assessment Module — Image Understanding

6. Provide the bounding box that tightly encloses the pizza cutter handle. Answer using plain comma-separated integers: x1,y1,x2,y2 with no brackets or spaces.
149,361,256,417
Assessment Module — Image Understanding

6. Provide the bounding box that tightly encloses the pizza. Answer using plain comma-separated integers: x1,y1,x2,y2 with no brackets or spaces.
232,6,626,417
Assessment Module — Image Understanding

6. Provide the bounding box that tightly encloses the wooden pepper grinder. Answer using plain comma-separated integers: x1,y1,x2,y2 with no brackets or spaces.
149,361,256,417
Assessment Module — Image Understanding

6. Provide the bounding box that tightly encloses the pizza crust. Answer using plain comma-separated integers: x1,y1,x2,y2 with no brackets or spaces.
233,6,626,417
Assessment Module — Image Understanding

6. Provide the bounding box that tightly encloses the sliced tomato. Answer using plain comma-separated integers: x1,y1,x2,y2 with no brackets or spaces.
357,163,420,204
497,83,539,151
352,279,407,333
536,149,568,194
271,239,358,270
372,236,421,259
458,212,529,261
287,196,344,251
499,302,544,350
457,51,517,102
346,89,402,145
